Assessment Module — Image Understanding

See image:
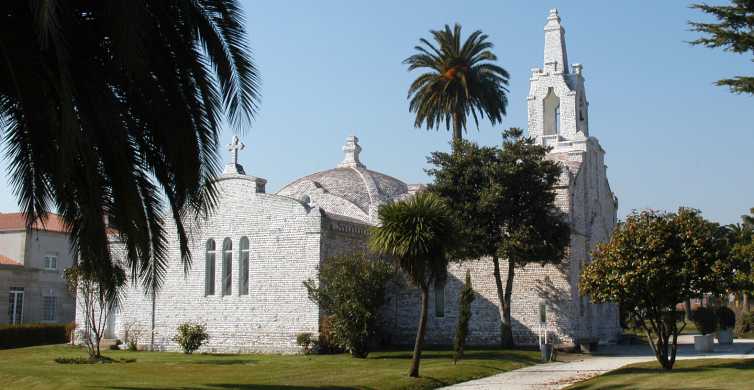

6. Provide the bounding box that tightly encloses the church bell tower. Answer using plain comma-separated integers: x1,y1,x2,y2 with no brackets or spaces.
528,9,590,148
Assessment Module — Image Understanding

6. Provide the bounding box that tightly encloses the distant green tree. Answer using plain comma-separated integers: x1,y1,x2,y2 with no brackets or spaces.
580,209,732,370
369,192,456,377
728,212,754,311
303,252,393,358
453,270,475,363
404,24,509,142
690,1,754,94
428,129,570,347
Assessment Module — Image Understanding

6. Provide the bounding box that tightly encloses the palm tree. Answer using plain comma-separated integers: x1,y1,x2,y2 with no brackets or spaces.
0,1,259,292
369,192,456,377
404,23,509,143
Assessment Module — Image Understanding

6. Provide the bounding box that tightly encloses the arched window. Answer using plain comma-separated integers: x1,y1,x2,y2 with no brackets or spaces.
543,88,560,136
239,237,250,295
222,238,232,296
205,239,216,295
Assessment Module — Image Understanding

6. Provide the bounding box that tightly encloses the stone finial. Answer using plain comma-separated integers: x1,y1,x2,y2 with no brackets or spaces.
223,135,246,175
544,8,568,74
337,135,365,169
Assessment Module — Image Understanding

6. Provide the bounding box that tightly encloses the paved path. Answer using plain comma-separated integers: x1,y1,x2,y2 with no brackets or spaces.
442,336,754,390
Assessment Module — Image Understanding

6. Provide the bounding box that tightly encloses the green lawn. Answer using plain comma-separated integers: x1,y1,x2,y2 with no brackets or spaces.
0,345,540,390
566,358,754,390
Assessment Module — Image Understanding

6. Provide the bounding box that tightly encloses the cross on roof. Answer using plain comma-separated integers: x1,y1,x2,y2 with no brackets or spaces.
227,136,245,165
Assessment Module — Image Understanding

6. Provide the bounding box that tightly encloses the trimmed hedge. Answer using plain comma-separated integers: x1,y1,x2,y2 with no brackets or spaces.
0,323,71,349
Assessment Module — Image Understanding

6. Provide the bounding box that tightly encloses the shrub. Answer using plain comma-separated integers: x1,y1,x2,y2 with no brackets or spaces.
110,339,123,350
303,252,393,358
296,332,315,354
735,310,754,337
172,322,209,354
716,306,736,330
316,315,343,354
0,323,68,349
691,307,717,335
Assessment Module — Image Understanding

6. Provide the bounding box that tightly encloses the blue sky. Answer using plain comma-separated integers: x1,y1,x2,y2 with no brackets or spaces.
1,1,752,224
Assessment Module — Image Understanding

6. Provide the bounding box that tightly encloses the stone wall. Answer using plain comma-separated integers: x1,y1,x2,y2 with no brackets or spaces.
80,174,326,353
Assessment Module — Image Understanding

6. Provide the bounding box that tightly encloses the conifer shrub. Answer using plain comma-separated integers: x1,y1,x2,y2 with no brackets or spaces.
453,270,475,363
716,306,736,330
691,307,717,335
296,332,315,354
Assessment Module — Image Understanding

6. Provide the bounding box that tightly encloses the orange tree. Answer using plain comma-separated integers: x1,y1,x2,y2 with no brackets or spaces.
580,208,732,370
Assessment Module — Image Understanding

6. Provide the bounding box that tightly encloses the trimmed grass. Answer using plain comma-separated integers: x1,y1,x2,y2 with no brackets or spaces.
566,358,754,390
0,344,540,390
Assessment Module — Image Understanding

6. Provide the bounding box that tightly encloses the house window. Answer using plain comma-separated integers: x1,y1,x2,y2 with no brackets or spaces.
205,239,216,295
43,255,57,270
239,237,249,295
42,295,56,321
222,238,232,296
434,281,445,317
8,287,24,324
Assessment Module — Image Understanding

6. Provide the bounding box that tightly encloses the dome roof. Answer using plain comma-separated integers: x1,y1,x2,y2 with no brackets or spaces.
277,136,412,224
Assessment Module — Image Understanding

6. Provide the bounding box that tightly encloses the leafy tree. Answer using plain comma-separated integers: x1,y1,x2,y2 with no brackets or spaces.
453,270,475,363
0,1,260,293
404,24,509,142
580,209,732,370
428,129,569,347
728,218,754,311
303,252,394,358
369,192,456,377
690,1,754,94
64,264,126,359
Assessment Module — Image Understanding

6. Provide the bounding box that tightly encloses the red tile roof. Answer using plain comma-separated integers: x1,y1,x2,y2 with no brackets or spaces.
0,254,22,266
0,212,69,233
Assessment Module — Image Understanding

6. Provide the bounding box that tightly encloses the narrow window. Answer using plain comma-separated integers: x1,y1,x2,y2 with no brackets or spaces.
554,105,561,134
42,295,56,321
539,302,547,324
222,238,232,296
239,237,250,295
44,255,57,270
205,239,216,295
434,281,445,318
8,287,24,324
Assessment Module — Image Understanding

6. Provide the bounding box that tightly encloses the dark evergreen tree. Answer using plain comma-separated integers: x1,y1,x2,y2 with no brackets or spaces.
690,1,754,94
453,270,475,363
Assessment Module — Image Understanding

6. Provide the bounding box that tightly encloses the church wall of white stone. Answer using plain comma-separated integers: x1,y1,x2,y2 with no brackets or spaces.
81,176,326,353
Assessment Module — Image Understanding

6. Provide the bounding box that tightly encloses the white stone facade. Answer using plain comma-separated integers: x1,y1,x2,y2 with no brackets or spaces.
76,8,620,353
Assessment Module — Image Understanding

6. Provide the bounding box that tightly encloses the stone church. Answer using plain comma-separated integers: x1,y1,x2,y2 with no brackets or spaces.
76,9,620,352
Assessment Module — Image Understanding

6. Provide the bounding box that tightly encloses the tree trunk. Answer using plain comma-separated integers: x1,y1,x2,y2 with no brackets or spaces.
409,285,429,378
452,112,462,143
684,298,692,321
744,294,750,312
492,255,515,348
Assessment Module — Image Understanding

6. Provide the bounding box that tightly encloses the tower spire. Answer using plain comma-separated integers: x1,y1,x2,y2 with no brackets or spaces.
544,9,568,74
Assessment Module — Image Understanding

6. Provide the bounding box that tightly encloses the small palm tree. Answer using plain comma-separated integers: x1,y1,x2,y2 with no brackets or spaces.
404,23,509,143
369,192,456,377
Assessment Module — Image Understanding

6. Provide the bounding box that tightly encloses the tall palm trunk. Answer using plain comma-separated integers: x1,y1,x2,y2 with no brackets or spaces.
492,255,515,348
452,111,463,143
409,285,429,377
